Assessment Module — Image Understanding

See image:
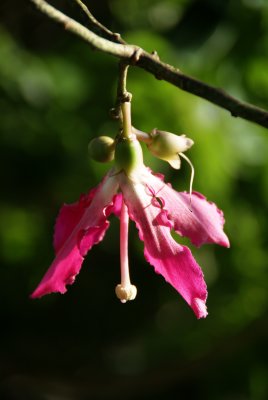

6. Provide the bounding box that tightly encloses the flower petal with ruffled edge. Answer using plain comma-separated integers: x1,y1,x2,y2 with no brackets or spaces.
142,169,229,248
31,173,120,298
119,169,208,318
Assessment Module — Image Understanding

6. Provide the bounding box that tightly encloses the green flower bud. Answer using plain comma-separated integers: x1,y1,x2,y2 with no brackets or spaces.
147,129,194,169
88,136,115,163
115,135,144,175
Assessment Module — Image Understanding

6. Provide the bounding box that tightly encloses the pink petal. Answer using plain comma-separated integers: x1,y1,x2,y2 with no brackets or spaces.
145,170,229,248
119,171,208,318
107,192,123,218
53,189,98,254
31,174,119,298
175,191,229,247
154,208,174,229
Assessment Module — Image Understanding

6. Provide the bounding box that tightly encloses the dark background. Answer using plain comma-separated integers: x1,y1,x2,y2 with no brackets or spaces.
1,0,268,399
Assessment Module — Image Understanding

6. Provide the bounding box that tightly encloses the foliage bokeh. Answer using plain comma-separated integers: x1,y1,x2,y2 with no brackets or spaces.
0,0,268,399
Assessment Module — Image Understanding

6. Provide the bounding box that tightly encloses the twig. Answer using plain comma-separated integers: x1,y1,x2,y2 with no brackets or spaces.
30,0,136,57
72,0,125,44
30,0,268,129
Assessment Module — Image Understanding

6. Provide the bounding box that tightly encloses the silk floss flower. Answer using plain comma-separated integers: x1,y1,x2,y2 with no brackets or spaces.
31,101,229,319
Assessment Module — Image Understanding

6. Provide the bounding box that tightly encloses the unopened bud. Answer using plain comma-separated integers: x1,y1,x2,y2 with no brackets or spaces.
88,136,115,163
115,284,137,303
147,129,194,169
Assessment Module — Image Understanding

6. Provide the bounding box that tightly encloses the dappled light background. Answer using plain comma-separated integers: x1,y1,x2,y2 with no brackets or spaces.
1,0,268,399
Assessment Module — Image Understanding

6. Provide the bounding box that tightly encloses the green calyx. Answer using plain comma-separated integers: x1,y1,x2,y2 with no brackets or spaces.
114,136,143,175
114,101,144,174
88,136,115,163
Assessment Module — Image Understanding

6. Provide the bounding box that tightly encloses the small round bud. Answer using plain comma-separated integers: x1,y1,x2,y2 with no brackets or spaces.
115,284,137,303
88,136,115,163
115,135,144,175
147,129,194,169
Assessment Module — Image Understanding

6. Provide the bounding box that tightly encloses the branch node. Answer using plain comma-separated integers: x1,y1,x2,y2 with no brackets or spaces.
113,33,122,41
151,50,160,60
130,47,143,65
64,21,71,29
121,92,132,103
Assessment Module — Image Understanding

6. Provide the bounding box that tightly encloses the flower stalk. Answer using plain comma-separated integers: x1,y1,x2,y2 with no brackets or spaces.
121,101,132,139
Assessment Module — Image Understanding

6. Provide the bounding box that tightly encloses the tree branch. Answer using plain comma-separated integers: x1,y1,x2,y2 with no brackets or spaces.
30,0,268,129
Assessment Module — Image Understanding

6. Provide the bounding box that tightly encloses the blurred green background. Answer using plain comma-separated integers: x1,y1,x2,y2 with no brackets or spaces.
1,0,268,399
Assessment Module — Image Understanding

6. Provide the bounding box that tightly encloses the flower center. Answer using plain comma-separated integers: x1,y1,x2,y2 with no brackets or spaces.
115,200,137,303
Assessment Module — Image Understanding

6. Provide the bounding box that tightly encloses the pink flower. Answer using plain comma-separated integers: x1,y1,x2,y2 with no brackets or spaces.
31,155,229,318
